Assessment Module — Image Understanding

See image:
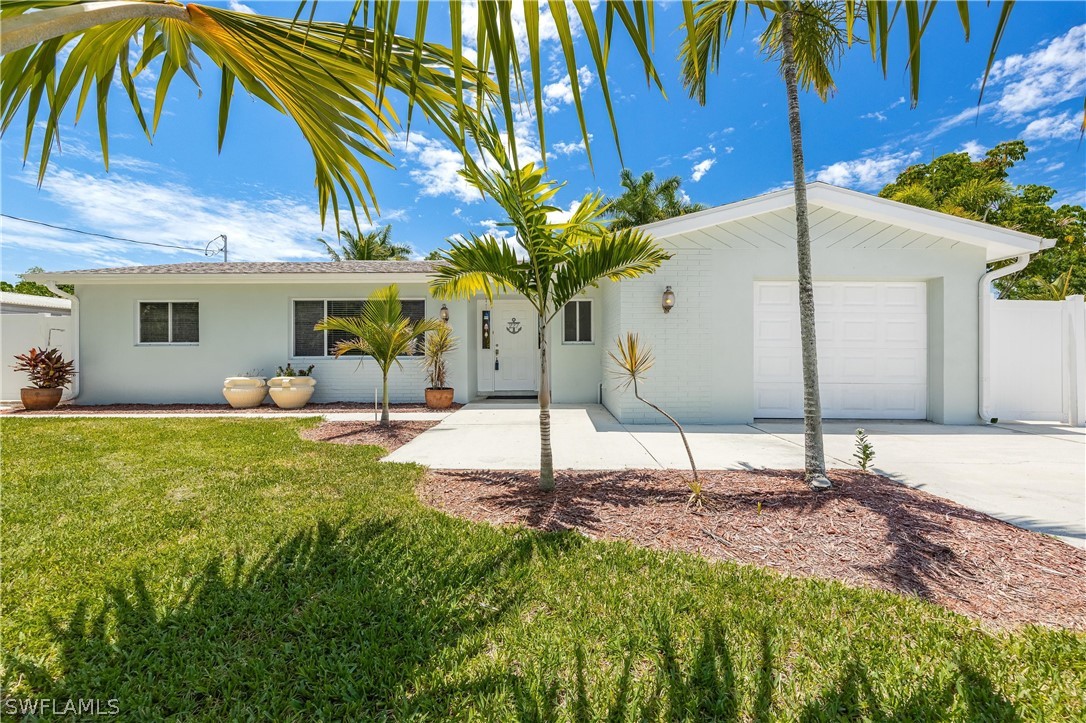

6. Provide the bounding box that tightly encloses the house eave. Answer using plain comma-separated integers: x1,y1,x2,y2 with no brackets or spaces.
23,271,437,286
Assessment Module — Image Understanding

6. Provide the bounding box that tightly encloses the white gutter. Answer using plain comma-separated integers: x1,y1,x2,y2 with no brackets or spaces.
45,283,79,403
978,254,1032,423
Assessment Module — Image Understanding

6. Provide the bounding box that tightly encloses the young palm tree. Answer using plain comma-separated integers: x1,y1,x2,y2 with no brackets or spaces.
606,169,705,230
315,285,443,427
319,226,412,261
430,136,671,491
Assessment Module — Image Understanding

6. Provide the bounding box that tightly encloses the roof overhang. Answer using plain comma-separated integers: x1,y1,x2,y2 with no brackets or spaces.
638,182,1055,262
23,271,436,286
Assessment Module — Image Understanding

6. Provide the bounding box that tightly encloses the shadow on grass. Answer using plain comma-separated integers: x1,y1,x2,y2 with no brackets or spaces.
5,517,1024,720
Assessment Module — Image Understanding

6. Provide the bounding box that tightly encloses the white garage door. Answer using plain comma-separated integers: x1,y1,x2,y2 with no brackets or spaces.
753,281,928,419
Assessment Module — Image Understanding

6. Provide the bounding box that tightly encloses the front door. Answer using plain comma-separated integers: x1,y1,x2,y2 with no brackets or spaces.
492,301,537,392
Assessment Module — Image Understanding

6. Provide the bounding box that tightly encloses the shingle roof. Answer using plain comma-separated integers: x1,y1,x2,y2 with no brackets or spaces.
42,261,439,275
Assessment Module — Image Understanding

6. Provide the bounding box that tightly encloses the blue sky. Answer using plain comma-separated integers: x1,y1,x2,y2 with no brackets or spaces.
2,1,1084,282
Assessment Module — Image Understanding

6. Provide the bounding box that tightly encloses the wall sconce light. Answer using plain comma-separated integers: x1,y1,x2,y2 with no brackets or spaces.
439,304,450,323
662,286,676,314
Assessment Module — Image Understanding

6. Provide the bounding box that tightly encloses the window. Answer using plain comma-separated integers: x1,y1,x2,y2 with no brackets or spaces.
138,302,199,344
293,299,427,357
563,300,592,343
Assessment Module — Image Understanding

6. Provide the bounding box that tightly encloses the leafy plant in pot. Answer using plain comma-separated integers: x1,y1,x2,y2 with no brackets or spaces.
13,347,75,410
420,323,457,409
267,363,317,409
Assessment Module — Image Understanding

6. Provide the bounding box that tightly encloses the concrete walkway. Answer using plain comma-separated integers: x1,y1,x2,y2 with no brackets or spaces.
385,402,1086,548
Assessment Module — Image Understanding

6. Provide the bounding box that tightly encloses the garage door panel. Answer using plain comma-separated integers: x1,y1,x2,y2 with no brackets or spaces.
753,281,927,419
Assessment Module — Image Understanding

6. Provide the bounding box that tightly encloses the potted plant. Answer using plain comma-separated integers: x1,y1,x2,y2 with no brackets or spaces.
267,363,316,409
223,368,267,409
420,324,457,409
13,347,76,411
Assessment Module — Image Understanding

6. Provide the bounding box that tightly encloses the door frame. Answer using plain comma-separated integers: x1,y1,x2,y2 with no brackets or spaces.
486,299,539,393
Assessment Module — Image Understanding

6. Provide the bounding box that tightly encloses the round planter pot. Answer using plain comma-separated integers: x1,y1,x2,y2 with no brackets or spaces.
223,377,267,409
425,387,455,410
267,377,316,409
21,387,63,411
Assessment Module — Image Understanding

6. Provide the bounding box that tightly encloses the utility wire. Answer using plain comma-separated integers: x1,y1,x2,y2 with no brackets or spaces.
1,213,212,254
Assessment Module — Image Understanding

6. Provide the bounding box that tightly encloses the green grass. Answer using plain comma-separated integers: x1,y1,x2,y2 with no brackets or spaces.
2,418,1083,721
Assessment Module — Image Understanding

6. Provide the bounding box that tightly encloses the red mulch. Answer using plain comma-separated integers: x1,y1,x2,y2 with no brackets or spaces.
420,468,1086,630
299,420,439,452
4,402,461,415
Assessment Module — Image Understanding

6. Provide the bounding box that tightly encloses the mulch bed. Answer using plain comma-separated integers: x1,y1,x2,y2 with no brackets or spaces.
4,402,461,415
420,468,1086,630
299,420,440,452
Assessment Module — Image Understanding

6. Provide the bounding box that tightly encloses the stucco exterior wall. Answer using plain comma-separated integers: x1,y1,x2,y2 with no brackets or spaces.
72,281,473,405
604,242,987,425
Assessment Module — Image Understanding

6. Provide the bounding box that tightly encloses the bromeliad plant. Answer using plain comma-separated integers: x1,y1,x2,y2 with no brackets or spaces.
609,333,704,506
315,285,442,427
431,133,671,491
275,363,315,377
420,323,458,391
13,347,76,389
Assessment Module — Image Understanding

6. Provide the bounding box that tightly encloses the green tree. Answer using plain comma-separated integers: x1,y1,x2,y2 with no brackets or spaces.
606,169,705,230
430,135,671,491
0,267,72,297
880,141,1086,299
314,285,443,427
319,225,411,261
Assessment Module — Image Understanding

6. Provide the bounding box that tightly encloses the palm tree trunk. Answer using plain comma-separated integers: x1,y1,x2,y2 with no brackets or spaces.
2,1,190,55
381,373,391,428
781,7,831,490
539,315,555,490
633,380,699,493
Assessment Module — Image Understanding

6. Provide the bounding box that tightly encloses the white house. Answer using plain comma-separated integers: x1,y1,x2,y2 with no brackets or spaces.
27,183,1053,423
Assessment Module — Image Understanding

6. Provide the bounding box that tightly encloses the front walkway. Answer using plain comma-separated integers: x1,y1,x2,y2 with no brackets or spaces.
385,402,1086,548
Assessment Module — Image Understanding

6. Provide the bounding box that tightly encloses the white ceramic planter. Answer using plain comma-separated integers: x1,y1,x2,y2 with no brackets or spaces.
267,376,316,409
223,377,267,409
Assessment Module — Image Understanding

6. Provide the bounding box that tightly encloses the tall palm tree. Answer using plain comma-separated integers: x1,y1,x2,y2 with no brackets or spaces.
430,135,671,491
314,285,443,427
606,169,705,230
679,0,1016,489
319,225,412,261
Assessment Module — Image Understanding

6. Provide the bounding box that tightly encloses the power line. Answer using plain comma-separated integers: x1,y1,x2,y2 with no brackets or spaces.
0,213,215,255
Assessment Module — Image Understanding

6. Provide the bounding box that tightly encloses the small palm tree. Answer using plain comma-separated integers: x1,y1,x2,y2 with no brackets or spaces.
319,225,412,261
315,285,443,427
430,135,671,491
609,333,703,505
607,169,705,230
420,323,458,390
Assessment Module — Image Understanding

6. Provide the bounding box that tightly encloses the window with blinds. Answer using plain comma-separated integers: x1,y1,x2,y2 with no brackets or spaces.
563,300,592,343
293,299,428,357
138,302,199,344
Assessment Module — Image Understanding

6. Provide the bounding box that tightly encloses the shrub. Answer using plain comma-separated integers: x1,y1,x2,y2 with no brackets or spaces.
854,428,875,472
420,323,458,390
12,347,76,389
276,363,315,377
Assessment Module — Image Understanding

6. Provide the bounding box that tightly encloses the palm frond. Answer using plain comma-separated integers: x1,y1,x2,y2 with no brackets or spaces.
550,228,672,314
607,332,655,390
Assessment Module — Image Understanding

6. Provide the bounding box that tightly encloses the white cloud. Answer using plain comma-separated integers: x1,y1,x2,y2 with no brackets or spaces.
552,136,590,156
227,0,255,13
813,150,921,191
690,158,716,183
1045,161,1066,173
683,146,706,161
958,140,986,160
542,66,594,112
1021,110,1082,143
723,146,734,154
860,111,887,122
889,97,907,109
9,164,401,266
984,24,1086,122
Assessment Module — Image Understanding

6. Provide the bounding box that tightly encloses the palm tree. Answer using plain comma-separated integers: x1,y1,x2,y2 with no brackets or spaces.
679,0,1015,489
319,225,412,261
606,170,705,230
430,135,671,491
315,285,443,427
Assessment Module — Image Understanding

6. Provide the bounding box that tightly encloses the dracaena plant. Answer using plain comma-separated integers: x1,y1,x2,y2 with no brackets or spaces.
13,347,76,389
420,323,458,390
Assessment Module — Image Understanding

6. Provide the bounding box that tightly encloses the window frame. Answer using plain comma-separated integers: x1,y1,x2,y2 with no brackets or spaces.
561,299,594,345
290,297,429,359
135,300,200,346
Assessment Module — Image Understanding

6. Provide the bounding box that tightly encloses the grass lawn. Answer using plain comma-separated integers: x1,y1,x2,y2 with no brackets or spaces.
2,418,1083,720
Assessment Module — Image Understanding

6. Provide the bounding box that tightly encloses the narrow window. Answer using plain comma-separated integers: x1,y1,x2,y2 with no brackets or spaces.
293,300,326,357
139,302,199,344
563,300,592,343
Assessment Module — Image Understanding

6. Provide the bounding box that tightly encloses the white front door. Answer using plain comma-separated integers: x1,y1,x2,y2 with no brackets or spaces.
753,281,928,419
492,301,538,392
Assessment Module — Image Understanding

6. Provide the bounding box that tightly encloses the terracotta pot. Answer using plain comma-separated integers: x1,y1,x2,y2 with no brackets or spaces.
425,387,455,410
267,376,316,409
21,387,63,411
222,377,267,409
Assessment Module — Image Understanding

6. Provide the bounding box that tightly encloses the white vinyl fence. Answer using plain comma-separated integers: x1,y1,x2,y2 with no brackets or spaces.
0,313,72,402
989,295,1085,425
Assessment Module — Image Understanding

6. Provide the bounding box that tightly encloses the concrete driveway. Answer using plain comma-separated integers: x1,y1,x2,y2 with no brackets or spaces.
385,402,1086,548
